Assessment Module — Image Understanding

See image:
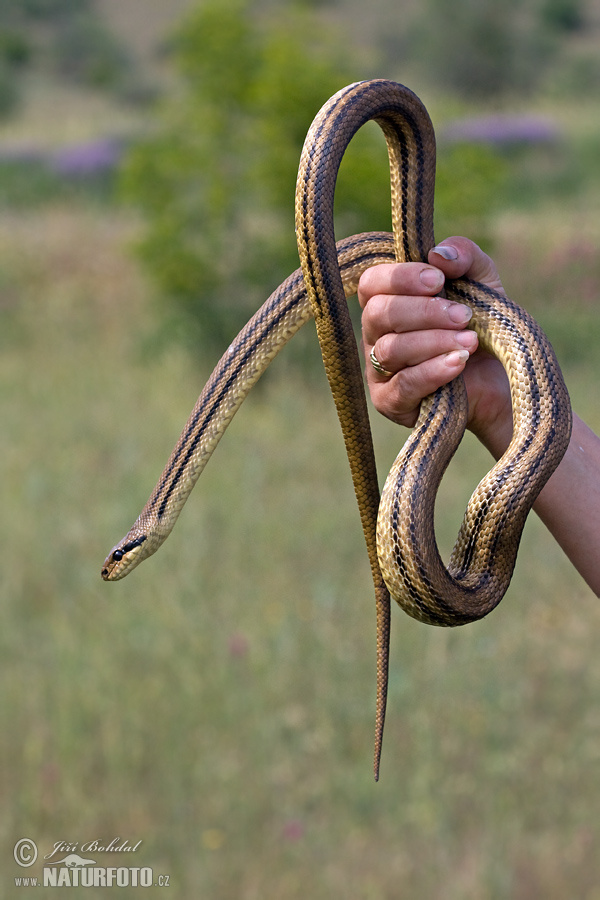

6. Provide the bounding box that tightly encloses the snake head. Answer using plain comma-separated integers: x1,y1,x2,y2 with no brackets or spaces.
101,532,149,581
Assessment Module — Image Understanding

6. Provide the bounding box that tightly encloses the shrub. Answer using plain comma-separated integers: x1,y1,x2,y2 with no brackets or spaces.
0,0,135,108
121,0,513,358
403,0,587,100
120,0,385,353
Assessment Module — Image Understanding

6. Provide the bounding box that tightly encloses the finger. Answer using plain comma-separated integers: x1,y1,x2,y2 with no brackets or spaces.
371,327,478,375
362,292,473,345
429,237,505,293
358,261,445,308
369,350,471,427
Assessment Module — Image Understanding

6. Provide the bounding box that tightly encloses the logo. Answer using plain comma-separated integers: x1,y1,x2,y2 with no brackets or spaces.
14,839,37,868
12,837,170,888
51,854,96,869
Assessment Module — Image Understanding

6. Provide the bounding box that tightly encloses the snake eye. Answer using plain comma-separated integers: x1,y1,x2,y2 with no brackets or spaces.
112,535,147,564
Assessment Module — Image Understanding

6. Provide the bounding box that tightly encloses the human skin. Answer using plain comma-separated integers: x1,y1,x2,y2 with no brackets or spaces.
358,237,600,596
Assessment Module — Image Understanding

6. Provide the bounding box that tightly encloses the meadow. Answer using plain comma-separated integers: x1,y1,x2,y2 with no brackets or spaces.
2,3,600,898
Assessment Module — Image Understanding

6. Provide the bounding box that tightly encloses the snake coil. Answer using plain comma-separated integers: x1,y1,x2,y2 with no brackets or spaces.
103,81,572,780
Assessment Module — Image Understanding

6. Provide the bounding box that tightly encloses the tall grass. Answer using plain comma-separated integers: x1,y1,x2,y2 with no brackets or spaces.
1,3,600,888
0,197,599,898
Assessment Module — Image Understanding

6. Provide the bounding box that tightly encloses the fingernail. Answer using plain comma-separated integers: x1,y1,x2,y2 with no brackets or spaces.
447,302,472,324
445,349,469,366
432,244,459,261
419,267,444,290
455,329,477,348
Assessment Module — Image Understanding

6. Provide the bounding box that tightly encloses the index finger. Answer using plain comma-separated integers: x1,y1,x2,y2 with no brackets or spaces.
358,261,445,308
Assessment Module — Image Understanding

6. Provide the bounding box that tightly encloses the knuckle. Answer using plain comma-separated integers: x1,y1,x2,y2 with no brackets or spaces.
374,332,395,363
372,380,419,427
357,265,375,292
361,293,390,339
395,364,423,400
358,265,389,305
370,382,404,422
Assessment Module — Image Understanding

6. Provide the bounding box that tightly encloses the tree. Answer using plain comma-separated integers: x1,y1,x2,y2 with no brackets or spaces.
120,0,393,353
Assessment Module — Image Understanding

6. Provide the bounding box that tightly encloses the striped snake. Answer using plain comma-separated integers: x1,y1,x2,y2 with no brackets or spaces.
102,80,572,779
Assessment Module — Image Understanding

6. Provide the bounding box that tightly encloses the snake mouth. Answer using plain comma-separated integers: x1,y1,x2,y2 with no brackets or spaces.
101,534,148,581
101,557,122,581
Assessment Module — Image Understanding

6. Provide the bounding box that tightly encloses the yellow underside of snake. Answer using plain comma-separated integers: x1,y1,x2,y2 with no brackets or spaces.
102,80,572,780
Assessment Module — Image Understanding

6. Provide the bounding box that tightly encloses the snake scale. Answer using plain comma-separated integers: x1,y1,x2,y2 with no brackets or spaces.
102,80,572,779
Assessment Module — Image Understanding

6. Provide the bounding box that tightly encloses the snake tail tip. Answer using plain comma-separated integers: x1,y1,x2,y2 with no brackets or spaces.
373,749,382,782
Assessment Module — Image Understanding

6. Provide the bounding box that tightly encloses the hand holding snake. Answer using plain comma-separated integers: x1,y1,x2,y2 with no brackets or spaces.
359,238,513,451
102,81,575,779
360,235,600,599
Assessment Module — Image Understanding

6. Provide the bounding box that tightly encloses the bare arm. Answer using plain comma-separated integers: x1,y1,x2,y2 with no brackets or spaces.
484,408,600,596
358,237,600,596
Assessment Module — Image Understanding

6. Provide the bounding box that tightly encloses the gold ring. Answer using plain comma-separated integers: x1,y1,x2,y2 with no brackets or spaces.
369,347,393,379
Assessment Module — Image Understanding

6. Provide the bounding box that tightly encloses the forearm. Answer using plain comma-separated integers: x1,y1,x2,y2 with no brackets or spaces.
532,415,600,595
482,413,600,596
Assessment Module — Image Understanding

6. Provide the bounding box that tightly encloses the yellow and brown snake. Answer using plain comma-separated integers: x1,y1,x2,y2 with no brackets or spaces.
102,81,572,780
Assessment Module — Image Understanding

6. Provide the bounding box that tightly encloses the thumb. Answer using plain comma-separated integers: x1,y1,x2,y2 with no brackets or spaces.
429,237,505,294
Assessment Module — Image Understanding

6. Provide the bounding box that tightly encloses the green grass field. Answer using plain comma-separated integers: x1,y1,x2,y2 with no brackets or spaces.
2,3,600,897
1,198,599,899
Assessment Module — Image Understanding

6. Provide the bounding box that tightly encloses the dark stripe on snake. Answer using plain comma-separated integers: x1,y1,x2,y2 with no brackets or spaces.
151,238,396,519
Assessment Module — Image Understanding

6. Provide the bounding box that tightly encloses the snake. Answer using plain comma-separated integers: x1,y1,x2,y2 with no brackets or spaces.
102,80,572,780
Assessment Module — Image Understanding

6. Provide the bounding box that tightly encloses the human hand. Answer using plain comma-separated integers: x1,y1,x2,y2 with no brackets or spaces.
358,237,514,458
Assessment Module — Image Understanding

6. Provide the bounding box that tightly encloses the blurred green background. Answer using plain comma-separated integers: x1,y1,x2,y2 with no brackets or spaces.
1,0,600,897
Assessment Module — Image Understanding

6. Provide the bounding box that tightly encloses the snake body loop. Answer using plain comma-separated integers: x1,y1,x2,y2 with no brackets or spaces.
102,81,572,781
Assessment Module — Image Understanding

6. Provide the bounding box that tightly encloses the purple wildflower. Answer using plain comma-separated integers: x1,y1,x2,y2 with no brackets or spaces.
50,138,122,177
281,819,305,842
443,114,559,146
228,632,249,659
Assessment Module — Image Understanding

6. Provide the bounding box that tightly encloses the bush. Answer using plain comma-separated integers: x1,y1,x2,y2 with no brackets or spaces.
121,0,515,359
434,143,508,250
403,0,586,100
121,0,388,354
0,0,135,108
52,13,132,89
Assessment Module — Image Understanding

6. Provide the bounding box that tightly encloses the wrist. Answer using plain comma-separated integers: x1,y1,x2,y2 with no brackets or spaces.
471,405,514,461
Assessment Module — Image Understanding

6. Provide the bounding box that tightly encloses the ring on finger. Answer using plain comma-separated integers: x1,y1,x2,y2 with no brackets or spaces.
369,347,394,379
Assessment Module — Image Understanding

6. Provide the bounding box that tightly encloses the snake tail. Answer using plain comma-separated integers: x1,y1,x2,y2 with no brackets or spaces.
104,80,573,782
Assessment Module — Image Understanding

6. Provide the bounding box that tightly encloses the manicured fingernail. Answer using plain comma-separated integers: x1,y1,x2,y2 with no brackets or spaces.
419,267,444,290
432,244,459,261
445,349,469,366
447,302,472,324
